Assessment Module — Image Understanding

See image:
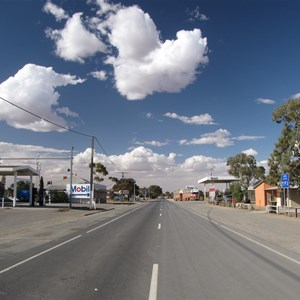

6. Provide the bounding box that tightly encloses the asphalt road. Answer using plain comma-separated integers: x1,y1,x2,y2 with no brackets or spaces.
1,200,300,299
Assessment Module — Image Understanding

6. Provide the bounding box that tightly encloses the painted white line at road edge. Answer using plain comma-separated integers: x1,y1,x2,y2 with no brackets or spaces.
0,204,146,275
149,264,159,300
220,224,300,266
86,204,144,233
158,223,161,230
0,235,82,275
181,205,300,266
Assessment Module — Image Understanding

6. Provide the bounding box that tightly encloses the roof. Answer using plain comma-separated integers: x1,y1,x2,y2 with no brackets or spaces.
0,165,39,177
198,176,239,184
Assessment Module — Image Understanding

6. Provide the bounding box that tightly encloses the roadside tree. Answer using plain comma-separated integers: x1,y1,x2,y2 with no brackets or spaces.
90,162,108,182
230,182,243,202
148,185,163,199
0,176,5,197
38,176,44,206
267,97,300,186
111,178,139,199
227,153,265,201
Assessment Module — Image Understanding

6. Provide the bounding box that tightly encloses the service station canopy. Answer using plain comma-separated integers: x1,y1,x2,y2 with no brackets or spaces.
0,165,40,206
198,176,239,185
0,165,39,177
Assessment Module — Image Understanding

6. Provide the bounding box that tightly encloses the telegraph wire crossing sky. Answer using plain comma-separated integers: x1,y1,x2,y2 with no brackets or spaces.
0,0,300,191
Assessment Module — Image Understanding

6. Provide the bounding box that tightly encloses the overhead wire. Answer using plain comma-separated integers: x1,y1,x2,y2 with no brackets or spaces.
0,96,92,138
94,136,122,173
0,95,124,176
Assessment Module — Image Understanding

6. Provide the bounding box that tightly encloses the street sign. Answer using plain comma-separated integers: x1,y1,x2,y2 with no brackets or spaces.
281,173,289,188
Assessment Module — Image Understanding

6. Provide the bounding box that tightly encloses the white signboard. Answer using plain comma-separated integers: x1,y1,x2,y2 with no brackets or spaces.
67,184,91,199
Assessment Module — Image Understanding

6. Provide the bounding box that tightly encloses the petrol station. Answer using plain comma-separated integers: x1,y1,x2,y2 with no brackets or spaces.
198,176,239,200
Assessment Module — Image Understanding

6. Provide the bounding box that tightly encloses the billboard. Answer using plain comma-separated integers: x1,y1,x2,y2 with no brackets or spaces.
66,184,91,199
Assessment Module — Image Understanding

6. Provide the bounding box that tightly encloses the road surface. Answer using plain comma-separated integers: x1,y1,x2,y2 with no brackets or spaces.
1,199,300,299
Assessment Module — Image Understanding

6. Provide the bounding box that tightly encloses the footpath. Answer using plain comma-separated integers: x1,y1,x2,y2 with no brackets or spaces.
173,200,300,257
0,202,140,260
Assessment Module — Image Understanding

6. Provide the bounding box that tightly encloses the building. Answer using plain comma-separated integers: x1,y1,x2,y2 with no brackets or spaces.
254,181,281,209
254,181,300,209
173,188,200,201
46,176,107,203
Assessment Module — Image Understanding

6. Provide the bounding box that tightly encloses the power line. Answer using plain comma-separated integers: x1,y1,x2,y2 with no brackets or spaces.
0,96,92,138
94,136,122,173
0,95,125,175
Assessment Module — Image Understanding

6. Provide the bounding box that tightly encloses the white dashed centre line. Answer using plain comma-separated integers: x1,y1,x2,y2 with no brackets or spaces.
149,264,159,300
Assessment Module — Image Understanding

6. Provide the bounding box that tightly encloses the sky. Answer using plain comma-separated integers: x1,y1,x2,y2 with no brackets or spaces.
0,0,300,192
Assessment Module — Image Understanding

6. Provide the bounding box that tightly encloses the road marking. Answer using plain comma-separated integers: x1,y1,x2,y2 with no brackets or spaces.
160,213,162,217
181,205,300,266
149,264,159,300
0,205,146,275
86,205,144,233
158,223,161,230
220,224,300,266
0,235,82,275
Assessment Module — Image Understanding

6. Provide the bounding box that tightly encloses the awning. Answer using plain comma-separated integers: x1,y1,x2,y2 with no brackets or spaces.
198,176,239,184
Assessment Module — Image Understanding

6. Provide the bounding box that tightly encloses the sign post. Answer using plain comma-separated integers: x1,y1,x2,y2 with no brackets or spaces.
281,173,289,214
67,184,91,199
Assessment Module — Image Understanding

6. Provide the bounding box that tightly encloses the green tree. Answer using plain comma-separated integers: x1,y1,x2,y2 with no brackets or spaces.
148,185,163,199
49,191,69,203
227,153,265,200
38,176,44,206
0,176,5,197
230,182,243,202
267,97,300,187
111,178,139,199
90,162,108,182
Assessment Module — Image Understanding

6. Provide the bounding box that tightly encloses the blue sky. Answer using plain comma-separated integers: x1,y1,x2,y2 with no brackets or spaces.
0,0,300,192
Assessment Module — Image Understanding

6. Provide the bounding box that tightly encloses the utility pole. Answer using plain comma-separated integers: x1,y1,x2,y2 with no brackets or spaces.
90,136,95,209
69,146,73,208
133,180,136,202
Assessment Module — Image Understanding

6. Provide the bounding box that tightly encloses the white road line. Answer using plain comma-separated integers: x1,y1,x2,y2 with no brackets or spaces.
181,205,300,266
149,264,159,300
0,204,146,275
160,213,162,217
86,205,144,233
158,223,161,230
0,235,82,275
220,224,300,266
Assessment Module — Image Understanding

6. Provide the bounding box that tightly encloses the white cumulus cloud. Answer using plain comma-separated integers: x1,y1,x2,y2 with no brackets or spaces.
164,112,215,125
180,129,233,148
180,155,226,173
90,70,107,80
0,142,239,191
133,140,169,147
46,12,107,63
43,1,69,21
234,135,265,141
242,148,258,156
255,98,275,104
106,5,208,100
0,64,84,132
43,1,209,100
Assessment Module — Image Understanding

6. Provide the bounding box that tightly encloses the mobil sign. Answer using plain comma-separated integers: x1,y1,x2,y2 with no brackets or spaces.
67,184,91,199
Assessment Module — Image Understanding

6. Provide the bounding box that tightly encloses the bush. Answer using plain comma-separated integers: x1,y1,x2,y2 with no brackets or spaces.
49,191,69,203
